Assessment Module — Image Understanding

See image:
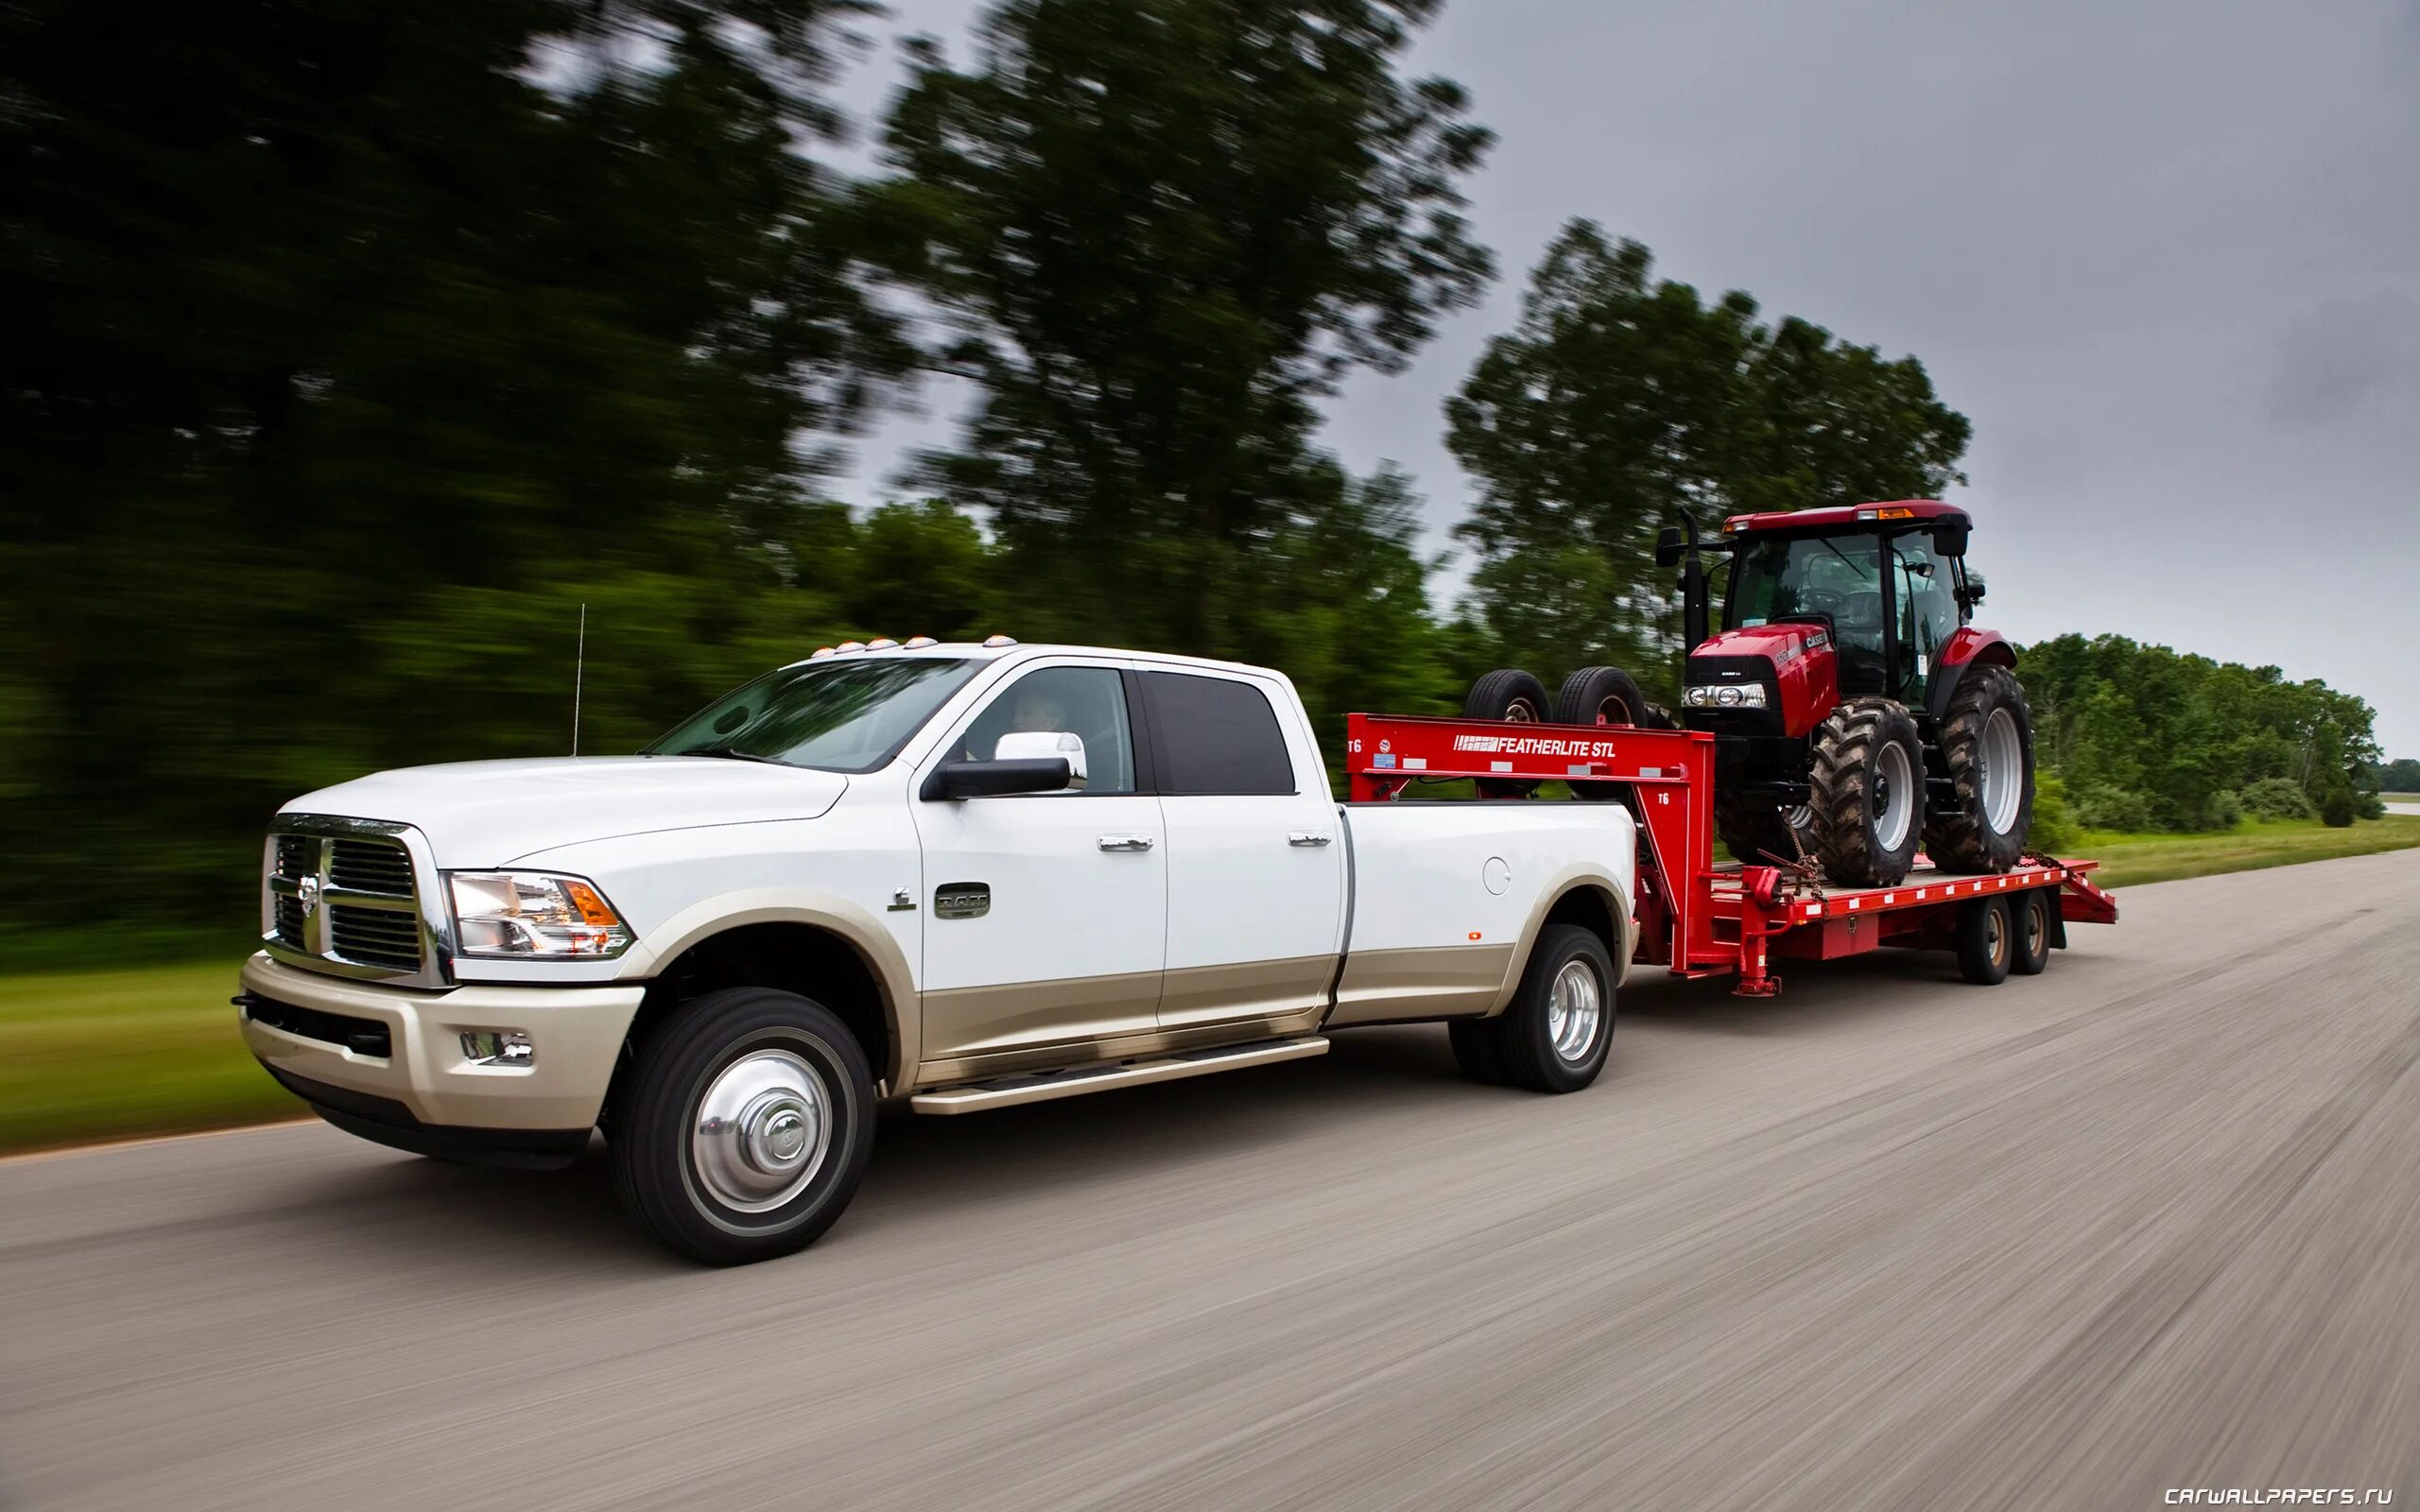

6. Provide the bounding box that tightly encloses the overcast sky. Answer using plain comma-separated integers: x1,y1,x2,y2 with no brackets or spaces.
832,0,2420,755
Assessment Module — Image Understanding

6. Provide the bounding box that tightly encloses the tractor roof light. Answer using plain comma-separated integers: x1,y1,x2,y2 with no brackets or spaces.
1856,506,1917,521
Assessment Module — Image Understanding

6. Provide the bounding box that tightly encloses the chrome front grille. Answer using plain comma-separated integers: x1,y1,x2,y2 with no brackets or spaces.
263,820,444,984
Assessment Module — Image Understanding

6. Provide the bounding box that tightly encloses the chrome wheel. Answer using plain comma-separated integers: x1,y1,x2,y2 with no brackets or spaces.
1546,958,1604,1064
1980,707,2023,834
1875,739,1916,852
690,1048,832,1213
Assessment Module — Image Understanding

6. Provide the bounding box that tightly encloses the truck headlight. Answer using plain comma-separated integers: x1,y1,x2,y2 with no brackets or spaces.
1684,683,1769,709
447,872,632,959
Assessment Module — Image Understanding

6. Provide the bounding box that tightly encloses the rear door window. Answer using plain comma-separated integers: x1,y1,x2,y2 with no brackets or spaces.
1138,672,1297,796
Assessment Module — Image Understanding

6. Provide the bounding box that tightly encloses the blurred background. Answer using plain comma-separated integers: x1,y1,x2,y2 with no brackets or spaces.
1,0,2411,1143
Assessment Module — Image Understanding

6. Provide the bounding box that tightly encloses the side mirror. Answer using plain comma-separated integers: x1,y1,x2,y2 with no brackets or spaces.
1930,516,1970,558
993,730,1087,787
1654,525,1685,568
921,756,1074,800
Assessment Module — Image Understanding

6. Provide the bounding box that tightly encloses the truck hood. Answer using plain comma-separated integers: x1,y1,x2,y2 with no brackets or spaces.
280,757,848,868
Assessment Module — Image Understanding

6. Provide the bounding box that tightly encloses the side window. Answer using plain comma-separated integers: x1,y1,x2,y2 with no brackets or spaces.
954,666,1136,794
1140,672,1296,796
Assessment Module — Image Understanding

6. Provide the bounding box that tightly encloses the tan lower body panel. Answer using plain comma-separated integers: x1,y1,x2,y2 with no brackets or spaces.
911,1037,1329,1114
917,970,1161,1065
1323,942,1516,1027
1155,954,1336,1030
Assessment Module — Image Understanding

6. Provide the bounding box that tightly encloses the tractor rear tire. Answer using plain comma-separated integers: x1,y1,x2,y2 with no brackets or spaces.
1717,798,1815,867
1553,666,1651,805
1808,697,1927,886
1925,664,2036,874
1463,669,1550,799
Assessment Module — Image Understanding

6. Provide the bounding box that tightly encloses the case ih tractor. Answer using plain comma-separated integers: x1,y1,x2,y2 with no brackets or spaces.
1463,500,2036,888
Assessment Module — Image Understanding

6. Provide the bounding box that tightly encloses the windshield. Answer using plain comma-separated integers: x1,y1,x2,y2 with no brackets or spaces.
646,658,980,772
1727,532,1883,634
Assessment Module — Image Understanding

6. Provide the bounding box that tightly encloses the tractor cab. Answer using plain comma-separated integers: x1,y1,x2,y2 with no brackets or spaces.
1717,503,1978,708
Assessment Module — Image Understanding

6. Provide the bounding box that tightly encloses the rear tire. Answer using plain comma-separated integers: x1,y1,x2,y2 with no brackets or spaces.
1926,664,2035,873
1553,666,1651,805
2010,889,2052,975
613,986,875,1266
1808,697,1927,886
1956,897,2014,985
1472,924,1616,1093
1463,669,1551,799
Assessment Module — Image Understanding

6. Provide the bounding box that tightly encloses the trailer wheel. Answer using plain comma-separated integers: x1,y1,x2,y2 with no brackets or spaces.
1446,1018,1508,1085
1553,666,1651,805
2011,889,2052,975
613,986,874,1265
1955,897,2014,985
1808,697,1927,886
1925,664,2035,874
1463,668,1551,799
1481,923,1616,1093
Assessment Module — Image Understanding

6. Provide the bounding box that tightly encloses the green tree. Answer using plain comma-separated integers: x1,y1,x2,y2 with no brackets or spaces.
1445,223,1971,687
873,0,1493,650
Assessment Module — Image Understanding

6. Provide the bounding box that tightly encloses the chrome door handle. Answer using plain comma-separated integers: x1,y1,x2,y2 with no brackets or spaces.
1288,832,1332,847
1098,834,1155,851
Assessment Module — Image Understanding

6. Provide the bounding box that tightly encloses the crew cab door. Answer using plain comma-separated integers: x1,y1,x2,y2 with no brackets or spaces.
910,661,1166,1065
1134,668,1347,1031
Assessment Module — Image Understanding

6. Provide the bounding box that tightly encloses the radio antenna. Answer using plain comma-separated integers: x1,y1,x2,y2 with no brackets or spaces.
572,603,587,757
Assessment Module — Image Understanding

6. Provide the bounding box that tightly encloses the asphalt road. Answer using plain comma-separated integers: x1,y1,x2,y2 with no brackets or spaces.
6,851,2418,1512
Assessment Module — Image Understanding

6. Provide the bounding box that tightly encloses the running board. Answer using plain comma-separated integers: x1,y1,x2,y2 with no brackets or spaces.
909,1037,1329,1115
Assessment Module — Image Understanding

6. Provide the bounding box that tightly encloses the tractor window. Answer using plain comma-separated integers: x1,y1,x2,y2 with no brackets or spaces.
1893,534,1960,700
1728,531,1887,693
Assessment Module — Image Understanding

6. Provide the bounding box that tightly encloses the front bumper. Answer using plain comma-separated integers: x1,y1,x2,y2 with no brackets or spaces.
236,952,646,1143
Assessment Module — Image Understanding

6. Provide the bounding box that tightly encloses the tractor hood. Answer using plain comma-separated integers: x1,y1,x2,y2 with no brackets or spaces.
1692,621,1829,669
279,756,848,868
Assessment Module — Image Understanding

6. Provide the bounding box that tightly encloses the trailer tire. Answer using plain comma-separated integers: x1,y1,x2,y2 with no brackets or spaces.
1553,666,1651,805
1485,923,1616,1093
1447,1018,1509,1085
1955,897,2014,985
1463,669,1551,799
1809,697,1927,886
613,986,874,1266
1925,664,2035,874
2011,889,2053,975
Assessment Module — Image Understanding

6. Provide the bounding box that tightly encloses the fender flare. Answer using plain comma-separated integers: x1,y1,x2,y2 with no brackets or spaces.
616,889,920,1091
1927,629,2017,723
1488,863,1637,1013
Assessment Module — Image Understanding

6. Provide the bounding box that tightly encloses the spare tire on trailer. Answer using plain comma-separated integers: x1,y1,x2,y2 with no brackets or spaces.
1925,663,2036,874
1463,668,1551,799
1553,665,1652,805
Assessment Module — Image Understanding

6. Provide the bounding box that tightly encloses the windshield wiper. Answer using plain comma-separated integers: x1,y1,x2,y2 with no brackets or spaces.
681,747,792,766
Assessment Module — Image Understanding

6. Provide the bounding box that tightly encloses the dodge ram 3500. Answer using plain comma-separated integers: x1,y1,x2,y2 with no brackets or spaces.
238,640,1635,1263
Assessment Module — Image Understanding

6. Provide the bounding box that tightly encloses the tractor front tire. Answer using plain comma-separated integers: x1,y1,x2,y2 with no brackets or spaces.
1809,697,1927,886
1925,664,2036,874
1716,797,1815,867
1464,669,1551,799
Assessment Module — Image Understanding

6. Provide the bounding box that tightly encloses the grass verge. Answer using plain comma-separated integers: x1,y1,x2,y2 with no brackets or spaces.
7,815,2419,1156
2078,814,2420,888
0,960,301,1156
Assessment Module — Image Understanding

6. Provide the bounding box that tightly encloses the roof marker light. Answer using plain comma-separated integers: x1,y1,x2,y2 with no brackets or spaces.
810,646,836,659
866,637,900,651
903,636,938,649
835,641,866,654
981,634,1019,648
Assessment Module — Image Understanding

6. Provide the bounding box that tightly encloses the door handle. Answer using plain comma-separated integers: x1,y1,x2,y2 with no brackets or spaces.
1288,832,1332,847
1098,834,1155,851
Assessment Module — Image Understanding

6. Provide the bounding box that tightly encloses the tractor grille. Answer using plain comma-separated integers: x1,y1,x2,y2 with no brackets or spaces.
264,825,433,981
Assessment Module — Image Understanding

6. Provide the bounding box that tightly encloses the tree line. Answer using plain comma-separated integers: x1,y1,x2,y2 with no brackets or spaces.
0,0,2391,948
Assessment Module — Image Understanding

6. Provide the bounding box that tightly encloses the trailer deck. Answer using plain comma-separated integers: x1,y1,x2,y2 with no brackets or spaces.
1344,712,2117,995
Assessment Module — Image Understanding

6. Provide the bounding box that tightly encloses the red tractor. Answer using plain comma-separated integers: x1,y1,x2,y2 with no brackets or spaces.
1464,500,2036,887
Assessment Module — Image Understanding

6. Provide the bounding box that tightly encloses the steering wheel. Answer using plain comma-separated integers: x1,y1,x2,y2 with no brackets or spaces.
1802,589,1847,617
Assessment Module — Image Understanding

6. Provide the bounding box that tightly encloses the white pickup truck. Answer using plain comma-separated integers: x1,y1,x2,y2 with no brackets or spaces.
238,640,1636,1263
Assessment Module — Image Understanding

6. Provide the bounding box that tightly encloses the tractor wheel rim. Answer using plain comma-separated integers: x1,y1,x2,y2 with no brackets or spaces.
1980,707,2023,834
1875,740,1915,851
1547,959,1604,1063
691,1048,832,1212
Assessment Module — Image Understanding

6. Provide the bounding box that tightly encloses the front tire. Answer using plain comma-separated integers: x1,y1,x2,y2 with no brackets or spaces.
1809,697,1927,886
1926,664,2036,873
1468,923,1615,1093
613,987,874,1266
1716,796,1816,866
